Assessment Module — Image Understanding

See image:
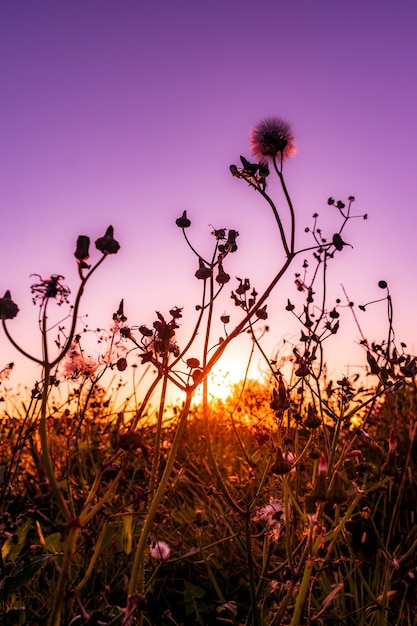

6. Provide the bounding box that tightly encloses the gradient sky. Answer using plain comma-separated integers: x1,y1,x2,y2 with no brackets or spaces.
1,0,417,393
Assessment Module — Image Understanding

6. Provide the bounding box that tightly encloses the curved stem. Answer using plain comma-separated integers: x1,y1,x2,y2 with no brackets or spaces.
50,254,107,368
2,319,42,364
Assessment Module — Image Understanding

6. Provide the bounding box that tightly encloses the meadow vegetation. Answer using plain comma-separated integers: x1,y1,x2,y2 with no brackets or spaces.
1,118,417,625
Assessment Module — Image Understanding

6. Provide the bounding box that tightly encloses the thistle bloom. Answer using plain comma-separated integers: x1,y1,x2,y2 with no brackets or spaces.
250,117,296,162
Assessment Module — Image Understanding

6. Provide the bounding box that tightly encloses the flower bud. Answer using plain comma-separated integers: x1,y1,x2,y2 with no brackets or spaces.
255,305,268,320
74,235,90,262
195,258,212,280
186,358,200,369
216,263,230,285
175,211,191,228
95,226,120,254
304,403,321,428
271,447,292,475
117,358,128,371
325,471,349,504
0,291,19,320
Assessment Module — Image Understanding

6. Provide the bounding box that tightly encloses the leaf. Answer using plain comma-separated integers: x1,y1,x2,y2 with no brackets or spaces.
121,513,133,555
2,554,54,598
184,581,207,617
4,607,26,625
44,532,64,554
2,520,31,562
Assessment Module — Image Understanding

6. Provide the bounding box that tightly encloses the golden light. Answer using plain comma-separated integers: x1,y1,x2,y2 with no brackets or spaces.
192,367,234,405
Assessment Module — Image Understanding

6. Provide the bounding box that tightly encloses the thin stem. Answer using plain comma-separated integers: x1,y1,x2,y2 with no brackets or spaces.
127,392,193,598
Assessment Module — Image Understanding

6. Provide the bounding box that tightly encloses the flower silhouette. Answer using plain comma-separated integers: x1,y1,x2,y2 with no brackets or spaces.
250,117,296,162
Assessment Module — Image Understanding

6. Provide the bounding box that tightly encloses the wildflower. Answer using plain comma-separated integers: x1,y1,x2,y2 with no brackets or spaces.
60,340,98,379
326,471,349,504
95,226,120,254
150,540,171,560
192,369,203,384
139,325,153,337
221,229,239,254
310,454,328,503
186,357,200,369
270,377,289,412
254,500,285,541
74,235,90,272
308,442,321,460
119,429,144,451
30,275,70,305
0,291,19,319
250,117,296,162
304,403,321,429
0,362,14,381
271,447,292,475
332,233,349,251
169,306,183,320
116,357,128,371
175,210,191,228
256,305,268,320
216,263,230,285
195,258,212,280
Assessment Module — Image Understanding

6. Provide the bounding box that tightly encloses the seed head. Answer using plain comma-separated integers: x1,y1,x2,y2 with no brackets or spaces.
250,117,296,162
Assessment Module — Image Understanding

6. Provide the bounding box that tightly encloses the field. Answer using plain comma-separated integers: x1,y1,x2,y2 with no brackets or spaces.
1,378,417,625
1,120,417,625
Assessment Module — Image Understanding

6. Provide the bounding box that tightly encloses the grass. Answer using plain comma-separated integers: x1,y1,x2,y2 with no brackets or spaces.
1,118,417,624
1,378,417,625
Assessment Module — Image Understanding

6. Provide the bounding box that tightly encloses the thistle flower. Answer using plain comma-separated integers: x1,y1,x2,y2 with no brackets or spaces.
250,117,296,162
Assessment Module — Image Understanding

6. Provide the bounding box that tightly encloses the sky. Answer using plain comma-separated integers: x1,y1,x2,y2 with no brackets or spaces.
1,0,417,397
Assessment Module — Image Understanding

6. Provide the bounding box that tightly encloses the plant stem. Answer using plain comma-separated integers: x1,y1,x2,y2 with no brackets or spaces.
127,392,193,602
47,525,81,626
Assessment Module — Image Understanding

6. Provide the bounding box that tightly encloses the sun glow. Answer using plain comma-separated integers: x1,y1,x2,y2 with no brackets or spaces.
192,367,238,404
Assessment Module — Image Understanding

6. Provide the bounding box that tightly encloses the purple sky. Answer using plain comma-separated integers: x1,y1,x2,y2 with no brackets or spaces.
1,1,417,391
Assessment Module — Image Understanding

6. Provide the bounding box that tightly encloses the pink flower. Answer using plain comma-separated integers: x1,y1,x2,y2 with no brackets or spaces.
250,117,296,162
150,540,171,560
60,342,98,380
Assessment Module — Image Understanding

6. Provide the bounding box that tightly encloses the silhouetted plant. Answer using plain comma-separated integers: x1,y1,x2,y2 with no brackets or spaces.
1,119,416,626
